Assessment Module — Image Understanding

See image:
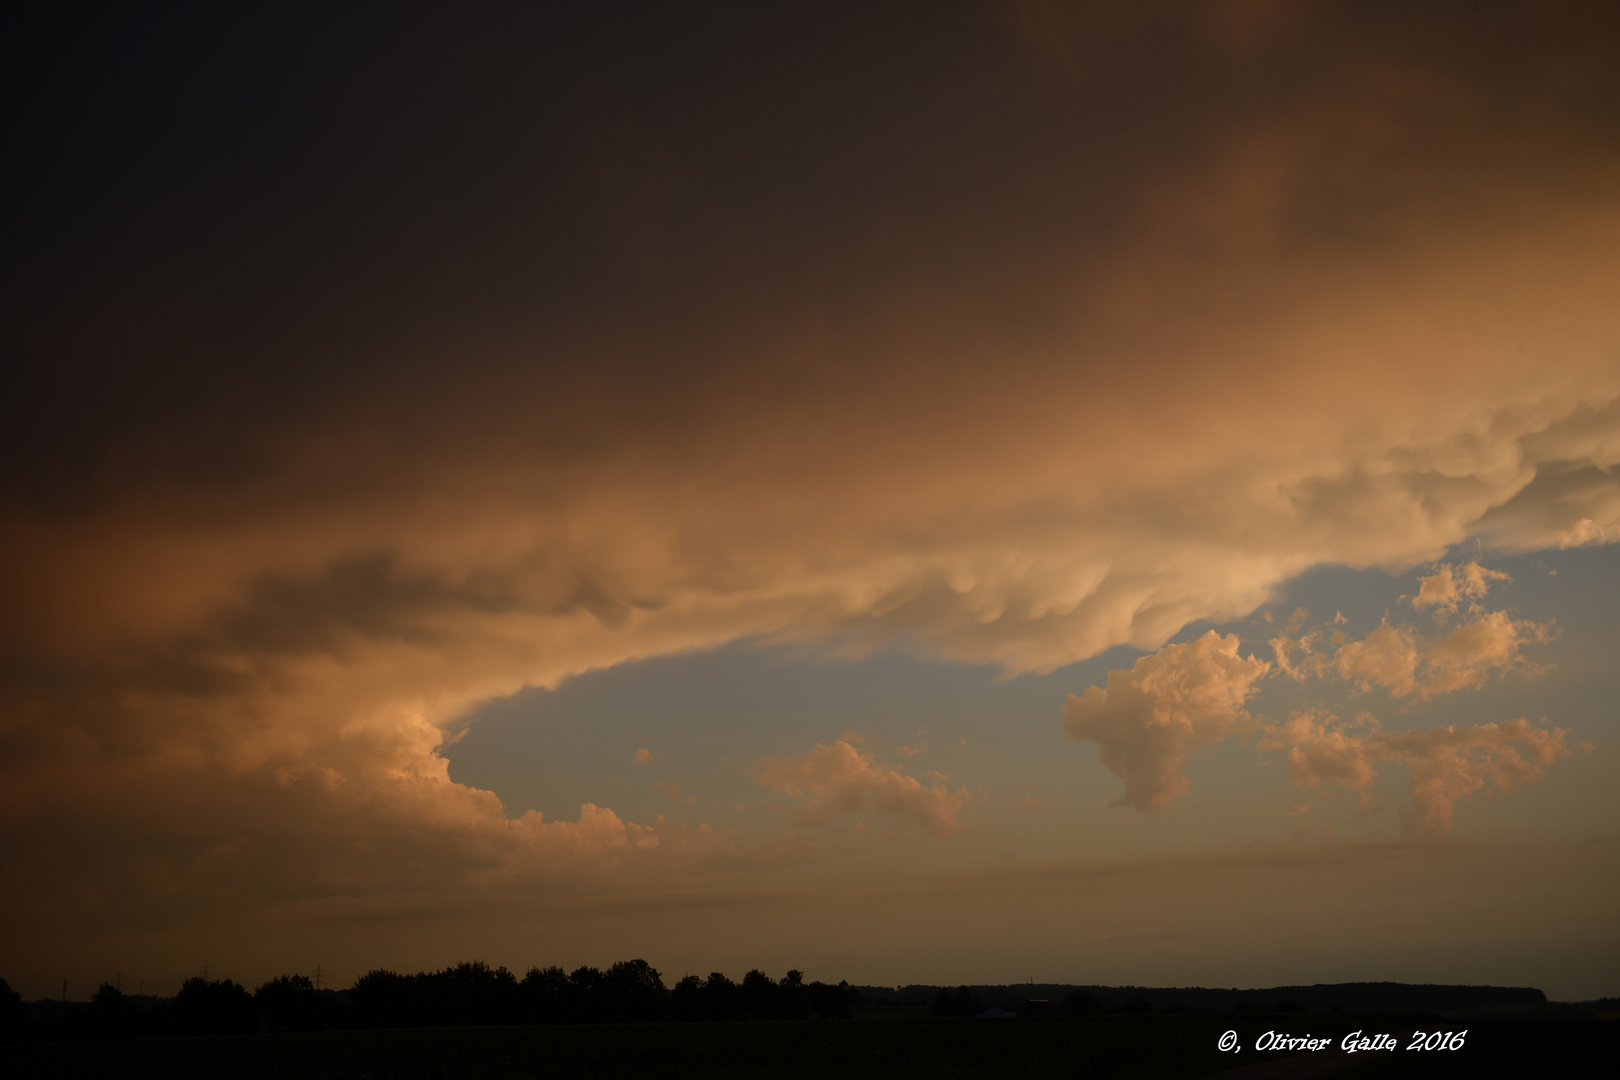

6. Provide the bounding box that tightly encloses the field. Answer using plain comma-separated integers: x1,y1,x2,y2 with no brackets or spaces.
9,1013,1613,1079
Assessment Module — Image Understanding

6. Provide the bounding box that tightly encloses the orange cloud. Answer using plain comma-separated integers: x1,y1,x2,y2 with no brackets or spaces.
1412,561,1511,615
1265,712,1570,836
1074,616,1570,831
1332,611,1555,699
754,741,974,837
1062,631,1271,811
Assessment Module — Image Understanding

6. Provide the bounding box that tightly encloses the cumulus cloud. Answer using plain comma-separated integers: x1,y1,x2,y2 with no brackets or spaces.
1267,710,1383,791
1412,562,1511,614
1270,593,1554,701
754,741,974,837
1062,632,1271,811
1266,712,1571,836
507,803,658,855
1329,623,1422,696
1073,616,1568,829
1332,611,1555,699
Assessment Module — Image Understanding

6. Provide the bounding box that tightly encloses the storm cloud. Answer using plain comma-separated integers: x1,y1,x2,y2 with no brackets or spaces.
3,1,1619,994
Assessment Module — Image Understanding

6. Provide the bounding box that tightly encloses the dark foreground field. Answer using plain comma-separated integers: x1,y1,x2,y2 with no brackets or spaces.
9,1013,1614,1079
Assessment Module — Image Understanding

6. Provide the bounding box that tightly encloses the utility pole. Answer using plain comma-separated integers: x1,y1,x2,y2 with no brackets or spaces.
314,964,324,991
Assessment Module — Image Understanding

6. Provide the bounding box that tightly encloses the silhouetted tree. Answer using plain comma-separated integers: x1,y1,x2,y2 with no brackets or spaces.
808,980,857,1019
351,969,412,1028
566,966,604,1023
1061,989,1104,1015
741,969,776,1021
176,976,255,1035
604,959,667,1022
777,970,808,1021
1119,996,1154,1014
702,972,738,1021
0,978,23,1040
520,965,568,1023
90,981,136,1037
431,961,520,1025
254,974,332,1031
933,985,981,1018
671,975,705,1021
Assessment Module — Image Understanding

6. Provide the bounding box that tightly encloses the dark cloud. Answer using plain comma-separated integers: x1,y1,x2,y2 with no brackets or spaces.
7,1,1619,514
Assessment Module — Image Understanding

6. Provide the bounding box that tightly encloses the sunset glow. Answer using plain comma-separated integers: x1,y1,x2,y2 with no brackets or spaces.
3,2,1618,1004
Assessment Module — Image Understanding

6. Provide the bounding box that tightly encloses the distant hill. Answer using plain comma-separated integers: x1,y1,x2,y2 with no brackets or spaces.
852,981,1546,1015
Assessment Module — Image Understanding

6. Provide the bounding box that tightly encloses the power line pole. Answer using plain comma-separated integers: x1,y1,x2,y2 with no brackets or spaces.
314,964,324,991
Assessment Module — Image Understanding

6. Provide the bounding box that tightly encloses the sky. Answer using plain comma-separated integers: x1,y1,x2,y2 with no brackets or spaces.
3,1,1619,1001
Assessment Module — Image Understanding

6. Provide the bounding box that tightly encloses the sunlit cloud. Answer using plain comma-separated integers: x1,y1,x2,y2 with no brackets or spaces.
1067,578,1569,831
1271,590,1557,701
754,741,974,837
1411,561,1511,616
1265,711,1570,837
1061,632,1271,812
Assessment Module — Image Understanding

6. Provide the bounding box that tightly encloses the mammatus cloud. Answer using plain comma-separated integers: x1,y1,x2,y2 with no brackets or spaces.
1061,632,1271,812
1265,711,1570,836
754,741,974,837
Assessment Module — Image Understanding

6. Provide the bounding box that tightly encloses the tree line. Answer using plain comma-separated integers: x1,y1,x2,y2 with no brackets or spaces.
0,962,865,1041
930,986,1105,1018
